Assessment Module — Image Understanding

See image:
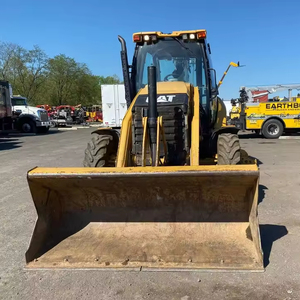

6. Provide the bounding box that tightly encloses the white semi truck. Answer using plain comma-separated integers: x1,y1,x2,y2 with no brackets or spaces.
0,80,51,134
11,95,51,133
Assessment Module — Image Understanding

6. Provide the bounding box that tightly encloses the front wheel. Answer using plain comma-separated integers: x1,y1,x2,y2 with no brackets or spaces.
18,119,37,133
217,133,241,165
262,119,283,139
83,134,118,167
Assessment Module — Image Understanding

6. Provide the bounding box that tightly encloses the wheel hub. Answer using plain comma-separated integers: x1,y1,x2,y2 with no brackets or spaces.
22,123,31,133
267,124,279,135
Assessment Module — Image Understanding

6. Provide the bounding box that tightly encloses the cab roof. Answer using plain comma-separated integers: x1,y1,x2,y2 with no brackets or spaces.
132,30,207,43
12,95,27,99
132,30,206,37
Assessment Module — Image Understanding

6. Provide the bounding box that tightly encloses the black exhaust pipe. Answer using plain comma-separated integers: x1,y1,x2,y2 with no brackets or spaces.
118,35,133,109
147,66,158,166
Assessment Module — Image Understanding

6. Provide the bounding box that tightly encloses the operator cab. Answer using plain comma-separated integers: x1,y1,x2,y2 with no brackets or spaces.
129,31,219,130
133,35,213,90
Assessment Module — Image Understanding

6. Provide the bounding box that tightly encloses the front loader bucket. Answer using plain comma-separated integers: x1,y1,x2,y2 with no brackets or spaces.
26,165,263,271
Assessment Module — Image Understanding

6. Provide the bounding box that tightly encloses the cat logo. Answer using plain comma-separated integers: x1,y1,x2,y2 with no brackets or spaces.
145,95,176,103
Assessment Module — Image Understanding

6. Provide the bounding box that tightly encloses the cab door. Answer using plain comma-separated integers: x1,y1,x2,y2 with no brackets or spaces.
293,114,300,128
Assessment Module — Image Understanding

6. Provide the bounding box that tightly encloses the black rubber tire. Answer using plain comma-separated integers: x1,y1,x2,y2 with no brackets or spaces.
19,119,37,133
83,134,117,167
262,119,283,139
217,133,241,165
50,120,56,128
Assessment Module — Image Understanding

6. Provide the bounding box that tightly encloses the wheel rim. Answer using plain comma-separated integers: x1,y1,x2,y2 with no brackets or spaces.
267,124,279,135
22,123,31,133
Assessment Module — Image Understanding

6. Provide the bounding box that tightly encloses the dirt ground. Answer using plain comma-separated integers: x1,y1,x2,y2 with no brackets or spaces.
0,128,299,300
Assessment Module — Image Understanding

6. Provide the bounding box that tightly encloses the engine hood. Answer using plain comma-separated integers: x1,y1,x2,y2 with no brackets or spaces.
13,104,47,116
134,81,192,106
138,81,192,96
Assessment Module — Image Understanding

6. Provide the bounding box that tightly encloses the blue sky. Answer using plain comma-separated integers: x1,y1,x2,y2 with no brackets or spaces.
2,0,300,99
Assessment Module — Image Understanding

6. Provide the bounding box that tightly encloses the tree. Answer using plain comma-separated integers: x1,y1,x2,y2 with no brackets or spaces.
47,54,86,105
0,42,19,80
46,56,119,106
11,45,48,103
73,73,102,106
0,42,48,104
0,41,121,106
98,74,121,85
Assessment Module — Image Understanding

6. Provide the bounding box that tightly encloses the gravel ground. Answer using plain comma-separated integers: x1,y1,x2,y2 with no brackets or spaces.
0,129,299,300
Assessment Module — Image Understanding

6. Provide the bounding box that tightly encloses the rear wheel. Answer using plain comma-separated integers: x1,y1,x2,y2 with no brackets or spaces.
262,119,283,139
83,134,117,167
217,133,241,165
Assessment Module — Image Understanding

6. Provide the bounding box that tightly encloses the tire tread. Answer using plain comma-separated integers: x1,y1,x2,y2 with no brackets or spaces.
83,134,117,167
217,133,241,165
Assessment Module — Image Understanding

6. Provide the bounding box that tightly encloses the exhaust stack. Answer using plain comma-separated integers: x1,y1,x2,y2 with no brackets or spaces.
147,66,158,166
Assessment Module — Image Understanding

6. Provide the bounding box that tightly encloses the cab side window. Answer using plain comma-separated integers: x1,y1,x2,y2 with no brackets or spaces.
205,43,218,96
142,53,154,86
197,57,207,106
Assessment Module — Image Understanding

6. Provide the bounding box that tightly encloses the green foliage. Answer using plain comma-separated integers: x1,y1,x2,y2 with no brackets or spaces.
0,42,121,106
98,74,121,85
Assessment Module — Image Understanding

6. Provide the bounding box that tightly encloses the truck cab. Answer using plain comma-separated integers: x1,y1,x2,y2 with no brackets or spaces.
12,96,51,133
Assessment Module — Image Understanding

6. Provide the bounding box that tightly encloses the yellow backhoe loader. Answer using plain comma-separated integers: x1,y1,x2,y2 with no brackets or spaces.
26,30,263,271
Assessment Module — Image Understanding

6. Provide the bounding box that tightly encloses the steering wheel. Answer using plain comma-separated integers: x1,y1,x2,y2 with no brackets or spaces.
164,74,175,81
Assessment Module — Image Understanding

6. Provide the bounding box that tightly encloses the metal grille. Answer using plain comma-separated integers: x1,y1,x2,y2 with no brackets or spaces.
39,111,49,122
132,105,187,166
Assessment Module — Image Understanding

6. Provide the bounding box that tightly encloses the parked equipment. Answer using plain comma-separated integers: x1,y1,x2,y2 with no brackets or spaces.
49,105,73,127
85,105,103,122
26,30,262,271
228,84,300,138
37,104,52,111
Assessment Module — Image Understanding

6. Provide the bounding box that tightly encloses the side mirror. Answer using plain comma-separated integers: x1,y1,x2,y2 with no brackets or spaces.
209,68,218,96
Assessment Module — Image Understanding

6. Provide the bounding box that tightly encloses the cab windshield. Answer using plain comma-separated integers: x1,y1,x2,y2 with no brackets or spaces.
134,39,208,97
11,98,28,106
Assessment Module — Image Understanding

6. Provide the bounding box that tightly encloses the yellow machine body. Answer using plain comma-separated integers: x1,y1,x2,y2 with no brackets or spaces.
26,31,263,271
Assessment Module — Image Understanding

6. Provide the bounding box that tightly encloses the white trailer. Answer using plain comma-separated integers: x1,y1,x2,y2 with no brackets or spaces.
223,100,233,116
101,84,127,128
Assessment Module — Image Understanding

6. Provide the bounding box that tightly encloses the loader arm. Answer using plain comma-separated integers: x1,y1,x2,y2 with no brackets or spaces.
218,62,242,88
